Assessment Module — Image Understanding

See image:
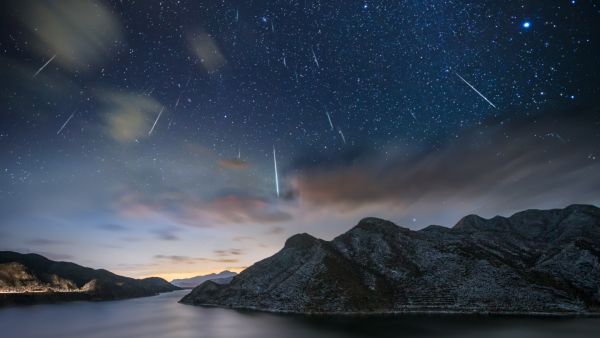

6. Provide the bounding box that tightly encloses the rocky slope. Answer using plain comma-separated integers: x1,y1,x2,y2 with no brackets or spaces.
0,252,180,306
171,270,237,288
181,204,600,314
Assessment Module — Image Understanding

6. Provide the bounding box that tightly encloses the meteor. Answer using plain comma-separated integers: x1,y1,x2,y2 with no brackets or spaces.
148,106,165,135
56,112,75,135
325,111,334,130
455,72,497,109
273,146,280,198
311,48,320,68
33,54,56,78
338,129,346,144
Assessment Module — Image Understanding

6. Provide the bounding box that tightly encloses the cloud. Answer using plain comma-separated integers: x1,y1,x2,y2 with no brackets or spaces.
97,223,128,232
24,238,66,246
117,191,293,227
290,107,600,215
99,91,164,142
218,159,250,170
151,228,181,241
188,30,226,73
14,0,123,72
266,226,284,235
213,249,243,257
154,255,239,264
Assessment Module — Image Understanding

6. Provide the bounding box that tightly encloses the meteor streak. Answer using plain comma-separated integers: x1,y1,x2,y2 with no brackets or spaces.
148,106,165,135
33,54,56,78
56,112,75,135
455,72,497,109
325,111,334,130
338,129,346,144
273,146,280,197
311,48,320,68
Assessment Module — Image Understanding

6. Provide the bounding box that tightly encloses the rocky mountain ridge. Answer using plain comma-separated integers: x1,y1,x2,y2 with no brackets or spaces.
0,251,180,306
181,204,600,314
171,270,237,288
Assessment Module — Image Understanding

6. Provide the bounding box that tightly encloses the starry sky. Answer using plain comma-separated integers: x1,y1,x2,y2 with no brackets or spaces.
1,0,599,280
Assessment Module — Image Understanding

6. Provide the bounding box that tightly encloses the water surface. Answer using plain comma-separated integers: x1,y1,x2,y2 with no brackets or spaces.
0,290,598,338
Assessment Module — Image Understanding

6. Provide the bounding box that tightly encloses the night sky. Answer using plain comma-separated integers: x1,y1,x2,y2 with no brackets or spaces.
1,0,599,280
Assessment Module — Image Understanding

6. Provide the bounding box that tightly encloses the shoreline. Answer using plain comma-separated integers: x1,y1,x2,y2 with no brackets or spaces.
181,302,600,318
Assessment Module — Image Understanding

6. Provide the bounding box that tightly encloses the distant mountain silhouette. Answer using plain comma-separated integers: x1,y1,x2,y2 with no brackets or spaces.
181,205,600,314
0,251,180,306
172,271,237,289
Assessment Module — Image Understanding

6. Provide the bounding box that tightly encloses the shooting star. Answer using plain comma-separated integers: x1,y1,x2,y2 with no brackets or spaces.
238,148,241,159
283,55,287,68
311,48,320,68
455,72,497,109
33,54,56,78
273,146,280,198
56,112,75,135
338,129,347,144
148,106,165,135
325,111,334,130
235,9,239,22
410,112,417,122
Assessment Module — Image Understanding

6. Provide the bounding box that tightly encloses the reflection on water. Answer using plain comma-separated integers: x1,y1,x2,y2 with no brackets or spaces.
0,290,598,338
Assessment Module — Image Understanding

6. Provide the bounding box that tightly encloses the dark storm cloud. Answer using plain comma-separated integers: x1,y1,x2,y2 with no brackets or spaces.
291,107,600,212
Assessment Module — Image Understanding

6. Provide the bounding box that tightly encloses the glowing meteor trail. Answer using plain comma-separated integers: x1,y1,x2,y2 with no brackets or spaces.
325,111,334,130
56,112,75,135
273,146,280,197
311,48,320,68
148,106,165,135
455,72,497,109
338,129,346,144
33,54,56,78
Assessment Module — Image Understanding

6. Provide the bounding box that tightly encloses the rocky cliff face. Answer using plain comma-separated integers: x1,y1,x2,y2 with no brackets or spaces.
180,204,600,314
0,252,180,306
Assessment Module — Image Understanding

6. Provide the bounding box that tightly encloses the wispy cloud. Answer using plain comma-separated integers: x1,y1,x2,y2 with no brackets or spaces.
188,30,226,73
98,91,164,142
117,191,292,227
14,0,123,72
24,238,66,246
154,255,239,264
97,223,128,232
290,108,600,218
218,159,250,170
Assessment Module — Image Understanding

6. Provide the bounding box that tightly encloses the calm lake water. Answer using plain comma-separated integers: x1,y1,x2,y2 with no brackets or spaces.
0,290,598,338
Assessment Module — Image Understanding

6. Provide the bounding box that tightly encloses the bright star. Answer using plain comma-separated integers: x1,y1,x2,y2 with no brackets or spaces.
522,21,531,29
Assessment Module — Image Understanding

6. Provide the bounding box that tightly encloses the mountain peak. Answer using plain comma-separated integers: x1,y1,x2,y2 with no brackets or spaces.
283,233,319,249
354,217,401,234
181,204,600,314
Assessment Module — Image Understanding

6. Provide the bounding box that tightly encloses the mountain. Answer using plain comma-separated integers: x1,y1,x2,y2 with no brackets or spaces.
181,204,600,315
171,271,237,289
0,251,180,306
